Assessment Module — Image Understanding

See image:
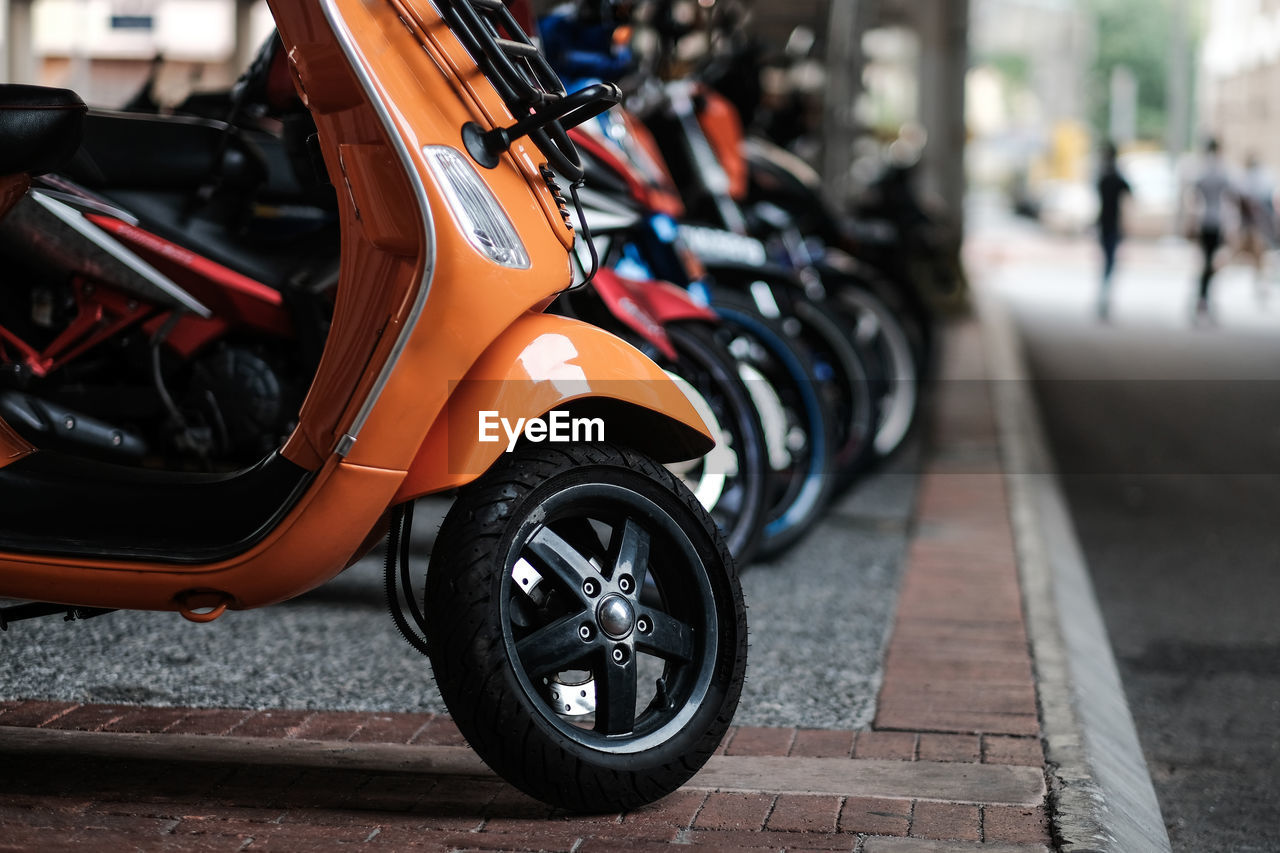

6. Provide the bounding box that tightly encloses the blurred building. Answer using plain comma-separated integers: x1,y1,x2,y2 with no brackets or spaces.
970,0,1090,127
814,0,969,228
966,0,1091,189
1201,0,1280,171
3,0,273,107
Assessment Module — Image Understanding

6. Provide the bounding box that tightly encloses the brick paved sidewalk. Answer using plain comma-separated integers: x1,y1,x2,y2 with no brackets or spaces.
0,321,1053,851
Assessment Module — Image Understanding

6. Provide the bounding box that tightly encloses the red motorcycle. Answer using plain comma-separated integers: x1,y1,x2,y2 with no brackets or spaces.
0,43,334,468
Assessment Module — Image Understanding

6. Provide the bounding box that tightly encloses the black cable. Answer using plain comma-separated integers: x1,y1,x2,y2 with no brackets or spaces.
383,502,432,656
149,312,188,427
563,178,601,293
398,500,428,632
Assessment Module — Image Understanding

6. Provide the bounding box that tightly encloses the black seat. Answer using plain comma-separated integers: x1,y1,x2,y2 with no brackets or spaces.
0,450,311,563
0,85,86,177
102,188,340,291
61,110,341,290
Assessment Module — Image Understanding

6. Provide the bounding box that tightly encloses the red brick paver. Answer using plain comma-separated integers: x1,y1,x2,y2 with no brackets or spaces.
983,734,1046,766
229,709,314,739
910,800,982,841
693,792,775,831
873,329,1041,740
164,708,254,736
0,699,78,728
838,796,912,836
764,794,841,833
101,706,190,734
853,731,918,761
289,709,370,742
917,733,982,763
789,728,856,758
38,704,131,732
725,725,796,756
983,804,1052,844
348,713,430,744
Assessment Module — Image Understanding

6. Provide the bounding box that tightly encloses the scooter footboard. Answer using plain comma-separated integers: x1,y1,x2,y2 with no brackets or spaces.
396,312,713,499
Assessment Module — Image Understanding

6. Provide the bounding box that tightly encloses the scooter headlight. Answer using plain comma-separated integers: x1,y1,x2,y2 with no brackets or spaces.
423,145,530,269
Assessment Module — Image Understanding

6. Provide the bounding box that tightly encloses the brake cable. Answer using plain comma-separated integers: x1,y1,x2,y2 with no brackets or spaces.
383,501,432,656
563,176,601,292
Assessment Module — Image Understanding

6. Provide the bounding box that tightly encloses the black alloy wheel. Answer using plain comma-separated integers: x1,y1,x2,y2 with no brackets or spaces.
425,442,747,812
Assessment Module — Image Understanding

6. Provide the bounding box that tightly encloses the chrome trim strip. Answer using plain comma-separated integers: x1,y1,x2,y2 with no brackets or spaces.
29,192,212,319
33,185,141,227
316,0,438,455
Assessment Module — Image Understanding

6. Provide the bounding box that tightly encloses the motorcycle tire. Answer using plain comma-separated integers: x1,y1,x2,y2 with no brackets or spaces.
788,294,879,493
425,442,747,813
704,288,837,559
636,321,769,567
827,277,920,464
842,249,937,380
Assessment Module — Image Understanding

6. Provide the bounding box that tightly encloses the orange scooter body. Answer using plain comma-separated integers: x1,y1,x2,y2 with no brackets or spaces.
0,0,712,614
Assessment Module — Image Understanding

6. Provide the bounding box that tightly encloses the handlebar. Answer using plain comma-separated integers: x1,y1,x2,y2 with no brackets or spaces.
463,82,622,181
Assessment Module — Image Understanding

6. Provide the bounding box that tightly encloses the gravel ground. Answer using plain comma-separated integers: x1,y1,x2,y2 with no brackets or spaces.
0,444,916,731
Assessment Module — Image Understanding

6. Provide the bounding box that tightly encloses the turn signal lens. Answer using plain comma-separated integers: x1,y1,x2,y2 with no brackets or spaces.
423,145,530,269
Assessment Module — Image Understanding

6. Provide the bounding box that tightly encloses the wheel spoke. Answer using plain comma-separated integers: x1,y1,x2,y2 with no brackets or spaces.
526,527,601,603
516,613,592,679
637,610,695,662
611,518,650,589
595,651,638,735
555,517,608,561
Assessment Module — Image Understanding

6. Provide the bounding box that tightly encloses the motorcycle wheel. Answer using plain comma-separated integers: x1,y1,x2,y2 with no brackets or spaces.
829,279,920,463
641,321,769,567
425,442,747,813
705,288,837,559
850,253,937,381
788,295,879,492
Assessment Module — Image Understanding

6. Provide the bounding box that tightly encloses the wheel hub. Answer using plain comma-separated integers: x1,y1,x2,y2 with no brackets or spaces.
596,593,635,639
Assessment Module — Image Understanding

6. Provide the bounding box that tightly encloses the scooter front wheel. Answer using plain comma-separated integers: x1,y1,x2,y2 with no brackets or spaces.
425,442,747,813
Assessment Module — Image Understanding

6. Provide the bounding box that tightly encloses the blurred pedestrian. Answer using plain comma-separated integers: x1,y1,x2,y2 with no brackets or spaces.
1095,141,1130,320
1236,153,1276,300
1186,137,1236,319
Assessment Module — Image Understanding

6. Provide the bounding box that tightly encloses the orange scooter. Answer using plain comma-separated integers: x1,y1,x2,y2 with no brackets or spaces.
0,0,746,813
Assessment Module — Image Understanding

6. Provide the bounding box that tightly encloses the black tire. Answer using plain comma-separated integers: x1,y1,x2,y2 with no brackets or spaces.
703,287,838,558
788,295,879,492
425,442,747,813
638,321,769,567
827,278,920,464
837,251,937,381
823,257,933,384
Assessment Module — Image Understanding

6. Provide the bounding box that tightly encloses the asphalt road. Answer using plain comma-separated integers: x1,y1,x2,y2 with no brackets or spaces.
0,445,917,732
982,211,1280,852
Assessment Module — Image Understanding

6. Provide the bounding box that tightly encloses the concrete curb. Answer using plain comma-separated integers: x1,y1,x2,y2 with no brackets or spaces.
0,726,1046,805
974,288,1172,853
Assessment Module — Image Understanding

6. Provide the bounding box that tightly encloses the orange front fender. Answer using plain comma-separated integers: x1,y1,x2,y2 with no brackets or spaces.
395,312,713,499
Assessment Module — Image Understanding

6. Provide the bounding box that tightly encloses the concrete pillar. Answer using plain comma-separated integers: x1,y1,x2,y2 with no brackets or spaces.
912,0,968,234
822,0,864,204
232,0,257,76
4,0,37,83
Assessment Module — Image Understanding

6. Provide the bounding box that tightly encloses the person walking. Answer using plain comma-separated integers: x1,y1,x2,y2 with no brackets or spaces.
1187,138,1236,319
1237,153,1275,300
1096,141,1130,320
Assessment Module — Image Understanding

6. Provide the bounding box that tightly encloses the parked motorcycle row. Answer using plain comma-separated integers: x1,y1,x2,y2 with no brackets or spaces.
0,0,956,814
539,0,954,564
